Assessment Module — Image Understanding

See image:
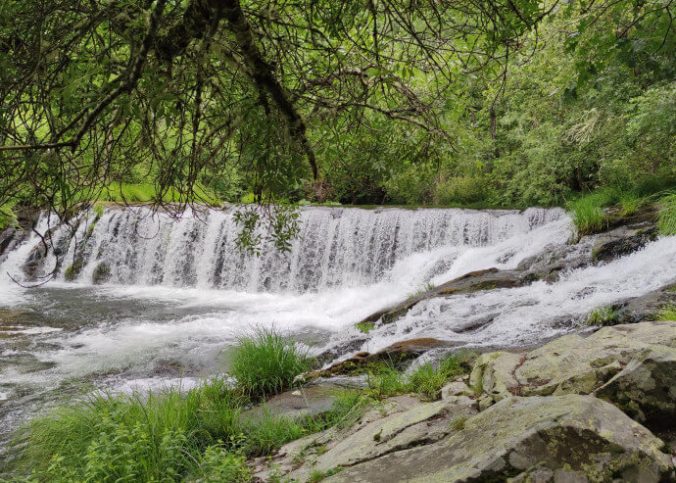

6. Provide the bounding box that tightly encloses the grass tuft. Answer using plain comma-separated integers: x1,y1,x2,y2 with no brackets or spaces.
656,305,676,321
231,328,313,399
586,306,620,326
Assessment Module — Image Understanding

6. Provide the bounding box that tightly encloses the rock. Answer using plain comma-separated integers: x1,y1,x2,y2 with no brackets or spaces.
288,395,478,482
241,383,342,421
308,338,461,378
440,380,474,400
595,348,676,427
92,262,111,284
612,284,676,324
469,321,676,428
591,224,657,263
327,395,673,483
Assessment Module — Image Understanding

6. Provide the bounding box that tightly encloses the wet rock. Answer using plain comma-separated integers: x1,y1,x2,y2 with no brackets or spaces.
612,284,676,324
308,338,461,378
591,224,657,262
327,395,673,483
92,262,111,284
469,321,676,428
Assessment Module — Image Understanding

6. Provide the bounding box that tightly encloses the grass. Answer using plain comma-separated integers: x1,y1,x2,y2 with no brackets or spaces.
355,321,376,334
365,353,470,400
656,305,676,321
586,306,620,326
657,193,676,236
230,328,314,399
8,380,365,481
566,189,616,235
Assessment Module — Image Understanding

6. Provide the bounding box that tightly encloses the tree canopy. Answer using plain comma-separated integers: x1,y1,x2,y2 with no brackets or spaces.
0,0,674,217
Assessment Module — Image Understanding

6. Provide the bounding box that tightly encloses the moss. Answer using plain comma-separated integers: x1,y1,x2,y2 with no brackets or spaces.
63,259,84,281
92,263,111,285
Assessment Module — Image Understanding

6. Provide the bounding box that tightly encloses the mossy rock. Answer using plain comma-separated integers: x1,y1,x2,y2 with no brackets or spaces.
92,262,111,284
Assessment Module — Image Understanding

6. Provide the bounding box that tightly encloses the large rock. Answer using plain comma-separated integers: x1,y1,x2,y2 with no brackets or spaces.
283,394,478,482
469,321,676,426
327,395,673,483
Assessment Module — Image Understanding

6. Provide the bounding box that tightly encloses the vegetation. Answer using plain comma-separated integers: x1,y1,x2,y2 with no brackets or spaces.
230,328,313,399
366,353,470,400
0,0,673,239
657,305,676,321
586,306,620,326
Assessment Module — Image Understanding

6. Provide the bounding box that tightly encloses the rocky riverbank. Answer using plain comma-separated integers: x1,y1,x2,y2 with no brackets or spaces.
252,320,676,482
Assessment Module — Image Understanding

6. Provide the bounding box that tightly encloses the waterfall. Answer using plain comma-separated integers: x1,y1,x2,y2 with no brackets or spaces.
2,206,566,292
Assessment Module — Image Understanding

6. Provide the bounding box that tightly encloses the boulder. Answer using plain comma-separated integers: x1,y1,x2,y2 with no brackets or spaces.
469,321,676,426
591,224,657,263
287,395,478,482
327,395,673,483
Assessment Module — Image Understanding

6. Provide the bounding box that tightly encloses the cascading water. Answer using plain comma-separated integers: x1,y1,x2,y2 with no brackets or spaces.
13,206,563,291
0,205,675,448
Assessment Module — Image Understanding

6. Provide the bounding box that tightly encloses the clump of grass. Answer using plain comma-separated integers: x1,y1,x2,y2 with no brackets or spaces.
586,306,620,326
355,321,375,334
567,190,615,235
241,412,306,456
231,328,313,399
657,193,676,236
366,364,408,399
656,305,676,321
408,355,467,400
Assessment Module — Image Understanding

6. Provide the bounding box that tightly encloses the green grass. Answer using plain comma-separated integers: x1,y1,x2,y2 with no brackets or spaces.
365,354,470,401
230,328,314,399
586,306,620,326
567,190,615,235
9,380,366,481
657,193,676,236
656,305,676,321
355,321,375,334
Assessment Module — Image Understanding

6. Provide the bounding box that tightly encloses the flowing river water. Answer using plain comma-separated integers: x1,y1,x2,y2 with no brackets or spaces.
1,206,675,450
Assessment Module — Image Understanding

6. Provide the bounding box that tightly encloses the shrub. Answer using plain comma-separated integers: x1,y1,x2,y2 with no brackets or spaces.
230,328,313,399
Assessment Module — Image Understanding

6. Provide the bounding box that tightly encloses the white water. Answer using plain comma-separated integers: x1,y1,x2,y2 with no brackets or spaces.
0,205,675,438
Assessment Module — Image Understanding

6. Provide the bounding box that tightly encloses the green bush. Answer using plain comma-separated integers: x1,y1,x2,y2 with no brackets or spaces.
230,328,313,399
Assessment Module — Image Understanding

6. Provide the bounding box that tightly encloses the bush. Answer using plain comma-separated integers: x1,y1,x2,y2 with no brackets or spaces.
230,329,312,399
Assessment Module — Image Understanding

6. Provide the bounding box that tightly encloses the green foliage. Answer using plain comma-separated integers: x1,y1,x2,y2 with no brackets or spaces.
656,305,676,321
230,328,313,399
366,364,409,399
408,355,466,400
0,203,17,230
355,321,375,334
657,194,676,236
240,413,306,457
192,446,252,482
567,190,616,235
586,306,620,326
